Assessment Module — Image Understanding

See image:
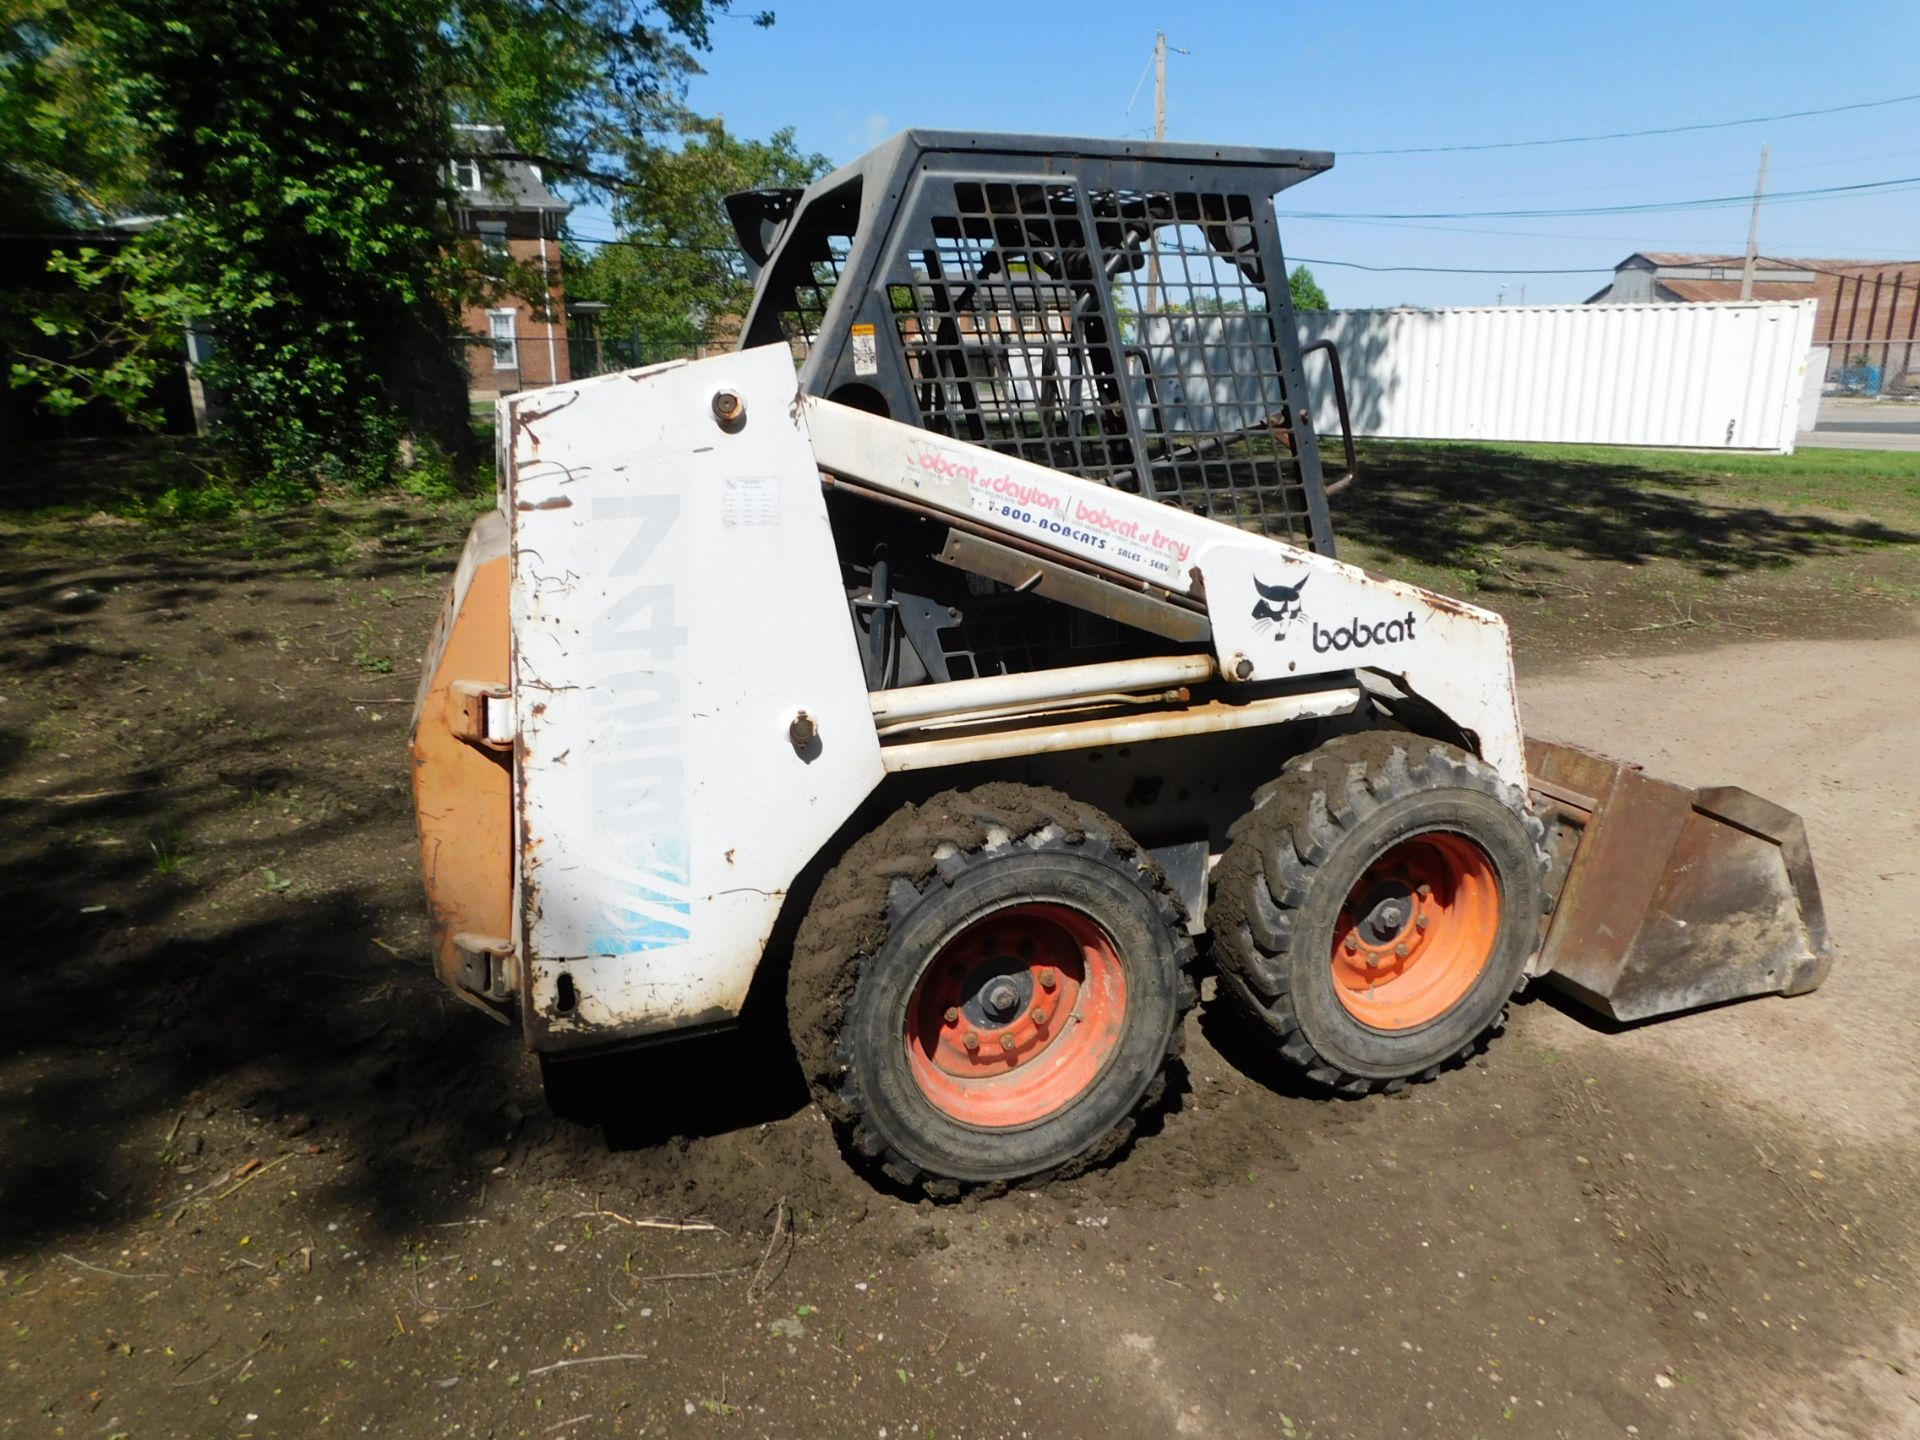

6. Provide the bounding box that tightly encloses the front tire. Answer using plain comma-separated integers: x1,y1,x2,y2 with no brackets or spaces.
789,784,1195,1194
1210,733,1546,1094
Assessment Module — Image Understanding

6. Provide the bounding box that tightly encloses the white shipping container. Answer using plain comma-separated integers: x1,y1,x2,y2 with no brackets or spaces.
1293,300,1817,454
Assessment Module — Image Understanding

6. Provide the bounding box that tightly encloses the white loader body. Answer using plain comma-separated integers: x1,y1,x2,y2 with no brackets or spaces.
495,344,1524,1048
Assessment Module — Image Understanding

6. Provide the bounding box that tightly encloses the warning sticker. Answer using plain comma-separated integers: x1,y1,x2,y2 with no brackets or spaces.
850,322,878,376
722,474,778,527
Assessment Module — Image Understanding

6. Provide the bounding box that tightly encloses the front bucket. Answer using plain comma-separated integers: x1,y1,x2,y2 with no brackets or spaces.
1526,739,1832,1023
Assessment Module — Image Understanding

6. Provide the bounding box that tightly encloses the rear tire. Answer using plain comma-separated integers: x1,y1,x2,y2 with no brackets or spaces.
789,784,1195,1194
1210,733,1546,1094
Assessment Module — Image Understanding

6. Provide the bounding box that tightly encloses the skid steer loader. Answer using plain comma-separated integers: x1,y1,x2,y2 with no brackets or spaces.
410,133,1830,1191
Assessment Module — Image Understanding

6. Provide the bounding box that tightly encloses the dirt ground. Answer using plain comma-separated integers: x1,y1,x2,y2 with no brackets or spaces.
2,463,1918,1440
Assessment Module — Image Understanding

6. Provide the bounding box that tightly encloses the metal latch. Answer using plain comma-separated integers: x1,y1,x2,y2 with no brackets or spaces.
452,932,516,1003
448,680,512,752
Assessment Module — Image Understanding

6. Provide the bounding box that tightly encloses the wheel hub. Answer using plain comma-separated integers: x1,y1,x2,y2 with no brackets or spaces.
974,969,1031,1025
904,903,1130,1128
1353,880,1416,948
1331,833,1502,1030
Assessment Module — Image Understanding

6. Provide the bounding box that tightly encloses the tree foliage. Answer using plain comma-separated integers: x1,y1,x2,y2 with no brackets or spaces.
3,0,760,495
1,0,150,226
1289,263,1329,312
568,112,828,355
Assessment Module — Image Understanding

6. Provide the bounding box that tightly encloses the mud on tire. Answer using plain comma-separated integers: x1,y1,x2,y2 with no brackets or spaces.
1210,733,1548,1095
788,783,1196,1195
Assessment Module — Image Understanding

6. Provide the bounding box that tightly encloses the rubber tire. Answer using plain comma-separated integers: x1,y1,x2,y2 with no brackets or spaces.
1210,732,1547,1095
789,783,1196,1195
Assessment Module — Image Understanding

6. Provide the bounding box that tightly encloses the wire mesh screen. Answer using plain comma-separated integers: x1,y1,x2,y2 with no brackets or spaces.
777,231,853,359
887,181,1313,542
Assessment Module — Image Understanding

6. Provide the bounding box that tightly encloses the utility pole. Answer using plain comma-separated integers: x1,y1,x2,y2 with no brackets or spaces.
1154,31,1167,144
1739,143,1770,302
1146,31,1168,314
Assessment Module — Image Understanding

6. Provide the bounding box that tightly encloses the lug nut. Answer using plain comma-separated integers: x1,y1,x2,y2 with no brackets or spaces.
1343,934,1360,954
999,1033,1017,1052
962,1031,980,1053
1038,967,1057,990
1414,915,1429,931
1416,883,1432,899
1394,942,1410,958
944,1006,960,1026
1031,1007,1049,1027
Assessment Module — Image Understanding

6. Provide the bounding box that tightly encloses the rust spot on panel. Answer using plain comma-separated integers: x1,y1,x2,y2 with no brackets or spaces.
1418,588,1483,620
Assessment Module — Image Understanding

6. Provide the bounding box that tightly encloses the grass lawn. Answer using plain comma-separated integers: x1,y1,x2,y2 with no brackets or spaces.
1333,439,1920,658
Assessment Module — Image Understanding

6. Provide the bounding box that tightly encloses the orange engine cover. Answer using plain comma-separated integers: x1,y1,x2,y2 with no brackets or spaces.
409,511,514,1018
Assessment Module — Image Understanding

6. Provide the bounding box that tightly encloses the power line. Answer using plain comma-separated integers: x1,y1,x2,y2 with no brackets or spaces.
1344,91,1920,156
566,232,742,255
563,231,1909,283
1292,256,1613,276
1279,173,1920,223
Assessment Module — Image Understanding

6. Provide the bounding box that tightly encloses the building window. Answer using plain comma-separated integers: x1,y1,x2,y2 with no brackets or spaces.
450,158,481,192
478,221,509,266
488,310,518,371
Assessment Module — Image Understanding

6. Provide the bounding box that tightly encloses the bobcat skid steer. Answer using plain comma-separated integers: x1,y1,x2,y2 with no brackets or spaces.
410,133,1830,1192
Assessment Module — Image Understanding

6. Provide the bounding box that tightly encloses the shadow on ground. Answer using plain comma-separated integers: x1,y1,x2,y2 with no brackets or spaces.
0,473,534,1257
1341,442,1918,575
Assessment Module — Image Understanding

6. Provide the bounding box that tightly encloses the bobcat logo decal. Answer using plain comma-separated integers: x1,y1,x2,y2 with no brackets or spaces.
1250,574,1309,640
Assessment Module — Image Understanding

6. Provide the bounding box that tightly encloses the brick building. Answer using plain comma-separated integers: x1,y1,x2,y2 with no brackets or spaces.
450,125,572,401
1589,252,1920,391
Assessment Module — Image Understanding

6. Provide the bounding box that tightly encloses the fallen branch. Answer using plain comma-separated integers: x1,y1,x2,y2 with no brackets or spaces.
568,1206,723,1235
171,1153,300,1225
167,1333,273,1389
630,1266,751,1285
1629,599,1702,633
208,1152,297,1203
1493,566,1590,598
527,1353,646,1379
747,1196,791,1303
60,1252,169,1282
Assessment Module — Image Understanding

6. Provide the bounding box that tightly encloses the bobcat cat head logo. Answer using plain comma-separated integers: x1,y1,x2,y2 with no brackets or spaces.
1250,574,1309,639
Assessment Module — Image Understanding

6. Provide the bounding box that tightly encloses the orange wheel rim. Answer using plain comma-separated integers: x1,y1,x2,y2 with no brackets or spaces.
904,903,1127,1128
1330,832,1501,1031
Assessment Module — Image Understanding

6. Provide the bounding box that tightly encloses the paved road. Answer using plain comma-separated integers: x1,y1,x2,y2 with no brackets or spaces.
1798,398,1920,451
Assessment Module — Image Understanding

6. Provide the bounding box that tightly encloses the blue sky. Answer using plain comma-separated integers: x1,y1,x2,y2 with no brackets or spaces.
577,0,1920,308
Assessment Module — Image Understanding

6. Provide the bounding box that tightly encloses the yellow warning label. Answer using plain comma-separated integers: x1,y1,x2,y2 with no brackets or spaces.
850,322,879,376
